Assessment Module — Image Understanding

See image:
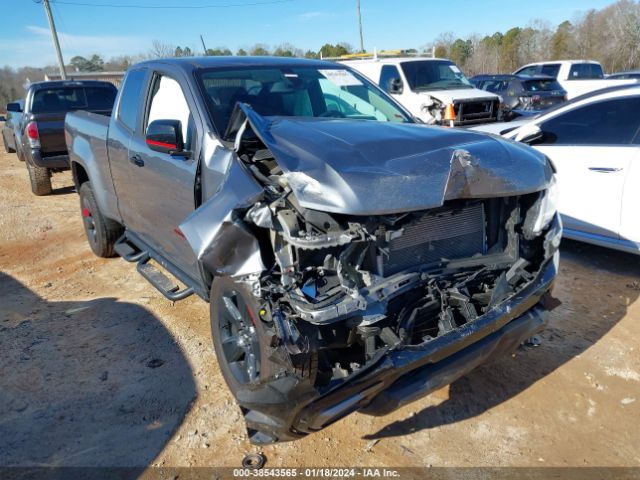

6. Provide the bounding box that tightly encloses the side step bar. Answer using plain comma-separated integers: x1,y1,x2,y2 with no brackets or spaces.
114,238,149,263
115,236,194,301
136,260,194,301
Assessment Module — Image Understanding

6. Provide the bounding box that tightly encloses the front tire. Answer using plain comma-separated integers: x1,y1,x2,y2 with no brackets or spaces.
26,161,52,196
210,277,274,391
78,182,123,257
210,277,319,443
210,277,319,390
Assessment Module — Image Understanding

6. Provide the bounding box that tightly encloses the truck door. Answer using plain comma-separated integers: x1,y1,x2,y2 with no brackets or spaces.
109,67,148,227
118,71,201,280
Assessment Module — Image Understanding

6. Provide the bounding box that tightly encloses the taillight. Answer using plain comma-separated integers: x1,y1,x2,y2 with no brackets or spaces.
26,121,40,148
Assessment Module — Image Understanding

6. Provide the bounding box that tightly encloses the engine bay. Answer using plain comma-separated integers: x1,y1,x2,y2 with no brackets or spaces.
234,139,549,389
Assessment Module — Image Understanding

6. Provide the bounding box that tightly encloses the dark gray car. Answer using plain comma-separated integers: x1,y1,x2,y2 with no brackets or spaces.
471,74,566,117
3,99,24,154
65,56,561,444
16,80,117,195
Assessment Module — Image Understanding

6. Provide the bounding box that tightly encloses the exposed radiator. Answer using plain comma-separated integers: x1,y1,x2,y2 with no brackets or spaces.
381,203,486,276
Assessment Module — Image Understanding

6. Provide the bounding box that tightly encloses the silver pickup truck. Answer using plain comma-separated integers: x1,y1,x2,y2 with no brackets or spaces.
65,56,561,444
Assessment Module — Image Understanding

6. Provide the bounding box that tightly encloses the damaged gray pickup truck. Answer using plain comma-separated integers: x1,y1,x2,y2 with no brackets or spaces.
65,57,561,444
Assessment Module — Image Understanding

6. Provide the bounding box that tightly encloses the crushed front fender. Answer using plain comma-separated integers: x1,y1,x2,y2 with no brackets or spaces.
179,156,265,277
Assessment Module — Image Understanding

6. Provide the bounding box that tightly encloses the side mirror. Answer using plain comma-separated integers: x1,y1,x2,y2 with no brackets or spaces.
145,119,186,155
7,102,22,113
514,124,543,145
388,78,404,95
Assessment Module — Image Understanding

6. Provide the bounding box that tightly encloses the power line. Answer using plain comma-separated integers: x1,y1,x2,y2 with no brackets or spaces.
48,0,295,9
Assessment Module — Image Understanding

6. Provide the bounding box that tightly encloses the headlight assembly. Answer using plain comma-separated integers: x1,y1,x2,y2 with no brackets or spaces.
523,177,559,239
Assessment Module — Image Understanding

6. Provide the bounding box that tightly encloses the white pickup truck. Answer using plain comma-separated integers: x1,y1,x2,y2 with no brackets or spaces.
343,57,501,125
514,60,638,100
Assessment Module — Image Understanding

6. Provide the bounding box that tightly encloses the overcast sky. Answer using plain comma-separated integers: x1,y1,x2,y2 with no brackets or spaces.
1,0,617,68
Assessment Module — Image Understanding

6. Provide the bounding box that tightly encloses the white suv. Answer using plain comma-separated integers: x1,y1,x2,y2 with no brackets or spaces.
343,57,501,125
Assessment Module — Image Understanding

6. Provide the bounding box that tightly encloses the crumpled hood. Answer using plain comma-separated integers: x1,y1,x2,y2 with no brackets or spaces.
241,106,553,215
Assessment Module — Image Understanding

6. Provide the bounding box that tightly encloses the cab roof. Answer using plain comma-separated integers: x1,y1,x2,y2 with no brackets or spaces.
136,55,340,71
28,80,116,90
341,57,452,65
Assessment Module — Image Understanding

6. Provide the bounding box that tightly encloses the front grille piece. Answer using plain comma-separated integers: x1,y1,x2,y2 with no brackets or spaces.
455,100,498,124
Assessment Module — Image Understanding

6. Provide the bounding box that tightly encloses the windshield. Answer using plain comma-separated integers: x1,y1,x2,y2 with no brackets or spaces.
522,79,564,92
401,60,473,91
32,87,117,113
198,66,411,134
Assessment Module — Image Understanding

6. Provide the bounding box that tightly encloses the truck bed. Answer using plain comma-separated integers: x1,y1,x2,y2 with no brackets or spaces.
66,110,110,144
65,110,121,224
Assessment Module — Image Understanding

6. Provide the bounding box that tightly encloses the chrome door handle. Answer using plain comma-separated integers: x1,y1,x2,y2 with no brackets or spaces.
588,167,622,173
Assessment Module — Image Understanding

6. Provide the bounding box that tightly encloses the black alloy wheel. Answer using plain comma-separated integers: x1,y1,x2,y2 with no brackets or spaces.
216,289,262,384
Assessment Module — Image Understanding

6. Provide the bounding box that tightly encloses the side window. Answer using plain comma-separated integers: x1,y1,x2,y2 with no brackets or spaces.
516,66,538,77
568,63,603,80
540,64,561,78
117,69,146,131
379,65,401,93
539,97,640,146
145,74,193,150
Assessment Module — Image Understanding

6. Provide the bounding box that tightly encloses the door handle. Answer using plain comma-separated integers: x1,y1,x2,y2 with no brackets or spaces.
588,167,622,173
129,155,144,167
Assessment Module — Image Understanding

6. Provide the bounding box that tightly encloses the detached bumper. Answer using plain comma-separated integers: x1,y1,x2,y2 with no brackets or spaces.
239,252,558,444
29,149,70,169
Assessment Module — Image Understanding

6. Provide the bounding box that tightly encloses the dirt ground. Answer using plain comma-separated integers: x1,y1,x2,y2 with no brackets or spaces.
1,132,639,470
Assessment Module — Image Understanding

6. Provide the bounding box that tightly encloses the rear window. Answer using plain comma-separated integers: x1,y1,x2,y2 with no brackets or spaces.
522,79,564,92
480,79,510,93
568,63,604,80
32,86,116,113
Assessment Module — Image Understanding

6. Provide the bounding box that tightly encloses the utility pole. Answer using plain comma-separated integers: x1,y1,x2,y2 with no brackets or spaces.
357,0,365,53
42,0,67,79
200,34,208,55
